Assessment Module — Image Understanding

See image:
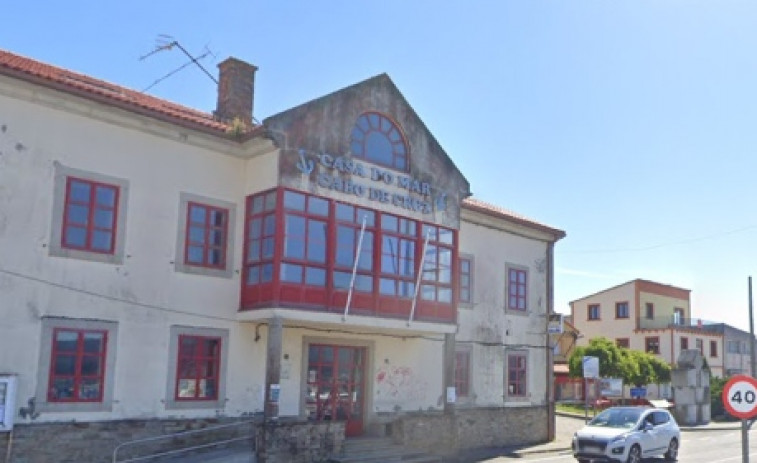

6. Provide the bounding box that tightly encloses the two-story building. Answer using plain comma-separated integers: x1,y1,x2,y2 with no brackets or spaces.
570,279,724,397
0,49,565,462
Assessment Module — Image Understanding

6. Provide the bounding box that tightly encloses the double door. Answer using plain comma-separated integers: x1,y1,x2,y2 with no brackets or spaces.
306,344,365,436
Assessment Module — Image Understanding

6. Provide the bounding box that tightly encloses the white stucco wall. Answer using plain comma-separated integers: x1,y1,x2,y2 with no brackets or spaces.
456,213,551,407
0,80,269,423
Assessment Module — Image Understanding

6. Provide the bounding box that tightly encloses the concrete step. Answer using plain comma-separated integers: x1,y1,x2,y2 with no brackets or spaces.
331,437,441,463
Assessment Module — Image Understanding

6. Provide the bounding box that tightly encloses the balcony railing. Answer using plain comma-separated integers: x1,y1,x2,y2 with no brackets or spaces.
639,316,719,331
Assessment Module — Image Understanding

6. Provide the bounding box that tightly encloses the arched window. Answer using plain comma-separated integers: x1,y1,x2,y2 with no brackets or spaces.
350,112,408,170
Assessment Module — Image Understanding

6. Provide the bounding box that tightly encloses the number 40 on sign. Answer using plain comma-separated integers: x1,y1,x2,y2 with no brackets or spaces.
723,375,757,420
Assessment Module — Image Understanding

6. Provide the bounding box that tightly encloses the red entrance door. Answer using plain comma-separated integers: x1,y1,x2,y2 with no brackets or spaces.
306,344,365,436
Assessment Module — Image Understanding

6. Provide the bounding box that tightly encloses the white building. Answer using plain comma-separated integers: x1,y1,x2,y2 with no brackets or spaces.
0,49,564,462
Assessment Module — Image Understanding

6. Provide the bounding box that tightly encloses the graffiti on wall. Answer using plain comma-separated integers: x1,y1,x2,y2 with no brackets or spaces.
375,365,427,402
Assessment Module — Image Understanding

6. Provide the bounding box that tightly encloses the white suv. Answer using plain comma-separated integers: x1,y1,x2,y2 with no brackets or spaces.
572,406,680,463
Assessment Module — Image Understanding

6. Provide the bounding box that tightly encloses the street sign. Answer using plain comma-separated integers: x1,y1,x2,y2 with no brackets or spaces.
630,387,647,399
582,356,599,379
723,374,757,420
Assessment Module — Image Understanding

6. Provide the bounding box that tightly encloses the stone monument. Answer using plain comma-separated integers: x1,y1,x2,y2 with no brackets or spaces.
671,349,710,425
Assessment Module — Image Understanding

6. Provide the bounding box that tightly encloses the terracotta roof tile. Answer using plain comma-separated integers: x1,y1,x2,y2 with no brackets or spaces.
0,49,246,134
462,196,566,239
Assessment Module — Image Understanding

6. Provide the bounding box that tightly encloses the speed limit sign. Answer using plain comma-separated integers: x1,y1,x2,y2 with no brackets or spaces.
723,375,757,419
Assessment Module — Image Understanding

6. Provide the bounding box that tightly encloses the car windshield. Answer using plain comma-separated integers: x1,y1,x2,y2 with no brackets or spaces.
588,408,643,429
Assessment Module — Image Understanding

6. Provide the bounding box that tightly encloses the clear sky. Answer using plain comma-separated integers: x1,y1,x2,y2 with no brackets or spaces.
5,1,757,331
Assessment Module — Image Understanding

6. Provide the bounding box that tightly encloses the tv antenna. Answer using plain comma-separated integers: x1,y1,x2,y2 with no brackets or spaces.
139,35,217,92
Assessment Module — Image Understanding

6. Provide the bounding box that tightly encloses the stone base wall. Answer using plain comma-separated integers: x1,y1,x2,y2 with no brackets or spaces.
0,418,344,463
0,408,544,462
391,406,549,455
257,420,344,463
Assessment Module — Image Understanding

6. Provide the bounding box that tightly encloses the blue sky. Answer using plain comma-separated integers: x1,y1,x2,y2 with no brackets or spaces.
5,1,757,330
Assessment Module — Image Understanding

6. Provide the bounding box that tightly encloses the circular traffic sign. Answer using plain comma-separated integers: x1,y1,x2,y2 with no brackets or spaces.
723,375,757,419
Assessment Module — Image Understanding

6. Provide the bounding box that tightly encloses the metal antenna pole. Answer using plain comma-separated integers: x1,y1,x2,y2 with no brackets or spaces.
343,216,367,320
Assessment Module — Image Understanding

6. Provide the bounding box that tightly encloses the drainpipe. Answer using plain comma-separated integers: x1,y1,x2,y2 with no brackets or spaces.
546,241,555,441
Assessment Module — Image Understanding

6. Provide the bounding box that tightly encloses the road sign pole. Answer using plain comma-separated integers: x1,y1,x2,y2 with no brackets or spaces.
723,375,757,463
742,419,748,463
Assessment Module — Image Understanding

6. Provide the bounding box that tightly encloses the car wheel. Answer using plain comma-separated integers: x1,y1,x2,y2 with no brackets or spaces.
626,444,642,463
664,438,679,461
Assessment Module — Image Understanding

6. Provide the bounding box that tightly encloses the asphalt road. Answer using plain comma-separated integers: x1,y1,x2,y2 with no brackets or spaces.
474,415,757,462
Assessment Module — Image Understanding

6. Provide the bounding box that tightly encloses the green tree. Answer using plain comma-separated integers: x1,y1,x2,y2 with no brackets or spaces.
568,337,633,380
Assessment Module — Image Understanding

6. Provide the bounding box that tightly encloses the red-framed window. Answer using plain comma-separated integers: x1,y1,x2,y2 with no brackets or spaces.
587,304,600,320
455,350,471,397
710,340,718,357
420,224,454,303
185,202,228,269
62,177,119,254
245,191,277,285
615,302,629,319
281,191,329,286
680,337,689,350
507,268,527,311
507,353,527,397
616,338,630,348
380,215,417,298
349,112,408,171
242,188,457,322
48,328,107,402
645,336,660,354
459,257,472,304
334,203,375,293
175,335,221,401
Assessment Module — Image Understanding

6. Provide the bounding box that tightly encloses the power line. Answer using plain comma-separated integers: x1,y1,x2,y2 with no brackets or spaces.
564,224,757,255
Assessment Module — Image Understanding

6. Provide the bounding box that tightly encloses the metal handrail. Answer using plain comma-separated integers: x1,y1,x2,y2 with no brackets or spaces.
112,419,256,463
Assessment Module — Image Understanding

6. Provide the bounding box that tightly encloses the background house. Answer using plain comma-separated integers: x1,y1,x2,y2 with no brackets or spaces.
570,279,724,399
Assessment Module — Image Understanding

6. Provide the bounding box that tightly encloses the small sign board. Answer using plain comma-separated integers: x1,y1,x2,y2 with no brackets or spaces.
548,313,564,334
630,387,647,398
723,375,757,420
582,356,599,379
599,378,623,397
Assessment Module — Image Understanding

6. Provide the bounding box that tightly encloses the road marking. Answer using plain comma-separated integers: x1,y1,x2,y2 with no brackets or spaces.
705,451,757,462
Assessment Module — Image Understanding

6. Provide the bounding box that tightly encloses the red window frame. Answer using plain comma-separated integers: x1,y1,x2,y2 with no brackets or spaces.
334,203,375,294
455,351,471,397
645,336,660,354
62,177,119,254
587,304,600,320
508,268,527,311
615,302,629,319
185,202,228,269
459,257,472,304
379,214,417,299
244,191,277,286
616,338,630,348
710,340,717,357
680,337,689,350
280,191,329,286
241,188,458,322
420,224,454,304
175,334,221,401
48,328,107,403
507,353,527,397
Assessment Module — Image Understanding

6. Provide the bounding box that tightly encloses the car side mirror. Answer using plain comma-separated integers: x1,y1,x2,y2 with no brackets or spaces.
642,422,654,431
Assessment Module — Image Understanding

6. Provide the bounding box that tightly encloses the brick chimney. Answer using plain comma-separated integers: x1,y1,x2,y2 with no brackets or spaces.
215,57,258,125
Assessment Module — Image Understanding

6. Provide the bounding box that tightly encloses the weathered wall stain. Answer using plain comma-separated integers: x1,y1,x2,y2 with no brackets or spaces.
375,365,427,402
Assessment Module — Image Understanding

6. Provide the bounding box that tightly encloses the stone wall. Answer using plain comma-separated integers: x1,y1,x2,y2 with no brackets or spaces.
391,405,549,456
257,420,344,463
0,418,344,463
